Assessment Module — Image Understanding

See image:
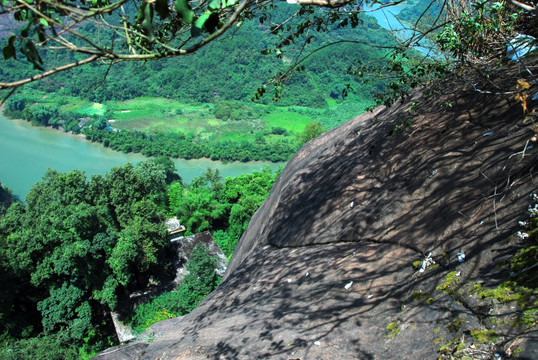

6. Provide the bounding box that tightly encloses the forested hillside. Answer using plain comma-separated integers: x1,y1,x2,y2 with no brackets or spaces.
1,5,391,105
0,4,401,162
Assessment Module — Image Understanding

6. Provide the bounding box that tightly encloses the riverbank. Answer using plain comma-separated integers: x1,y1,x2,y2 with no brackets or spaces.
2,93,311,162
0,111,284,200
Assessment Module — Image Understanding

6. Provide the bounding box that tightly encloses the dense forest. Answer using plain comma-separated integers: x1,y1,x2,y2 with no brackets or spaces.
0,160,279,358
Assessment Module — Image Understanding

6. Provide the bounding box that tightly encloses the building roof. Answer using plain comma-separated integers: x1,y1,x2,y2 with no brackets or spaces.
165,217,186,235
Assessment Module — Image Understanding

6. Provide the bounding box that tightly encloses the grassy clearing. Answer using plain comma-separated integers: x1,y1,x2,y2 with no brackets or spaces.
60,98,94,113
78,103,106,116
103,98,322,143
27,94,370,148
100,98,319,137
262,109,313,134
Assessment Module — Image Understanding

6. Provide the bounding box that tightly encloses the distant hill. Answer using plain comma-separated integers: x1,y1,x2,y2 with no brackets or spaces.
0,16,18,37
0,5,395,107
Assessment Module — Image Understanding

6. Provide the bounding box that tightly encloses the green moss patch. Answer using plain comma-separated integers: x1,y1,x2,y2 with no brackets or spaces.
384,321,400,338
470,329,498,344
436,271,461,294
446,317,467,333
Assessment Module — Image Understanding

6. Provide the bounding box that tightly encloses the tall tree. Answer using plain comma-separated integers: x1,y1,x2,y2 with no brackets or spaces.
0,161,175,343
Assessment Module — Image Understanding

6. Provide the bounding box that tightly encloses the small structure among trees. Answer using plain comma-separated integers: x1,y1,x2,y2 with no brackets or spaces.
110,230,227,342
165,216,186,240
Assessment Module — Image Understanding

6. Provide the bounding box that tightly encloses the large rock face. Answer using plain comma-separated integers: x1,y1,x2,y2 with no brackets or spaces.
95,65,538,359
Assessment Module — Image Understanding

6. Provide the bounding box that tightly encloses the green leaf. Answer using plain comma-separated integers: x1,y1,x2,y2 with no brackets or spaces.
208,0,221,10
174,0,193,24
37,25,46,42
191,11,211,37
142,2,155,42
14,9,27,21
20,38,44,71
2,45,15,60
208,0,235,9
135,2,155,41
191,11,219,37
2,35,17,60
136,2,146,23
204,12,219,33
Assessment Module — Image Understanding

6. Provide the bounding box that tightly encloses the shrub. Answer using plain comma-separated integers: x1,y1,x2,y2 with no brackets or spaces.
130,243,219,333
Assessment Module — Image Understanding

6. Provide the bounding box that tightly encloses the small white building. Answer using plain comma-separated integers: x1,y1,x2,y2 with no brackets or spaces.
165,217,186,240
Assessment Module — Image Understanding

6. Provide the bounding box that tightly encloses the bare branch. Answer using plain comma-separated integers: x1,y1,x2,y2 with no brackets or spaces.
0,55,102,90
1,86,20,106
0,0,452,94
510,0,537,12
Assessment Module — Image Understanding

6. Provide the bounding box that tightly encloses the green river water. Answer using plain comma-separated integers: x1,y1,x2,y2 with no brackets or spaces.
0,113,284,200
